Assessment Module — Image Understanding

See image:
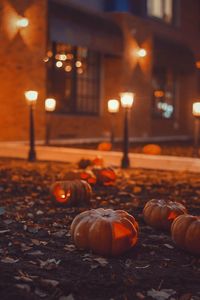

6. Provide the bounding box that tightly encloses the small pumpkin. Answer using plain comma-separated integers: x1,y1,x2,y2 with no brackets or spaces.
51,180,92,206
93,167,116,186
97,142,112,151
71,208,139,256
143,199,187,230
92,156,104,167
65,170,96,185
142,144,161,155
171,214,200,255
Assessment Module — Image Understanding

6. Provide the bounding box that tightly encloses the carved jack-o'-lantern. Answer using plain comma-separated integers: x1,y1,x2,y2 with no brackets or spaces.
143,199,187,230
64,170,96,185
71,208,139,256
51,180,92,206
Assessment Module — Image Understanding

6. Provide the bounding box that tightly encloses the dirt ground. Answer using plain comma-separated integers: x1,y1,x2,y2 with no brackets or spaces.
0,158,199,300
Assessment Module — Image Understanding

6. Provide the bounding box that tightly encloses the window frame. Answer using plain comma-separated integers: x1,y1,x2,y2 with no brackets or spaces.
46,42,102,117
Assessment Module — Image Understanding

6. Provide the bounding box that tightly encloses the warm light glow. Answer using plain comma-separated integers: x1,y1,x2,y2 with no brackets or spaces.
193,102,200,117
76,61,82,68
77,68,83,74
55,54,67,61
24,91,38,104
45,98,56,112
154,90,164,98
65,65,72,72
47,50,53,58
120,92,135,108
108,99,120,113
137,48,147,58
56,61,63,68
196,61,200,69
43,57,49,63
16,17,29,28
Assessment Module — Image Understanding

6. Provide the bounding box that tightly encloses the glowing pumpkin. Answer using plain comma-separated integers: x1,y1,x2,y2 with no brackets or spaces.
92,156,104,167
71,208,139,256
142,144,161,155
97,142,112,151
143,199,187,230
93,167,116,186
171,214,200,255
51,180,92,206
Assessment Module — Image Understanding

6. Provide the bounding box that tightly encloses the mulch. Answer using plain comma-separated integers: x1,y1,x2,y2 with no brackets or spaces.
0,158,199,300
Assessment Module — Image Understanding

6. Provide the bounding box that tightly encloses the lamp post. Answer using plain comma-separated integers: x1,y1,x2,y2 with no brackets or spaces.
192,102,200,157
24,90,38,162
45,98,56,145
107,99,120,144
120,92,134,168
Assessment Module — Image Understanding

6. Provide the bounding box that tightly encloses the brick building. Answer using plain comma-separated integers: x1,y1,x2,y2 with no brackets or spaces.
0,0,200,143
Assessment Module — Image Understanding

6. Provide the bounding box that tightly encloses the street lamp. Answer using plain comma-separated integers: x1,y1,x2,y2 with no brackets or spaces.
24,90,38,162
45,98,56,145
192,102,200,157
107,99,120,144
120,92,135,168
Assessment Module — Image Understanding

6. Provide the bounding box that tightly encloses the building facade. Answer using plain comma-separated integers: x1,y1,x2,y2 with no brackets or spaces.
0,0,199,142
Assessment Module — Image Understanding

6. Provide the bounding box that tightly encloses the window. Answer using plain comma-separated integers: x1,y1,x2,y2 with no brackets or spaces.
46,42,101,115
152,67,176,119
147,0,173,23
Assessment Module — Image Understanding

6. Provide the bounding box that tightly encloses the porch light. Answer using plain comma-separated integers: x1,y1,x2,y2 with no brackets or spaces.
193,102,200,117
108,99,120,114
16,17,29,28
120,92,135,109
45,98,56,112
24,90,38,105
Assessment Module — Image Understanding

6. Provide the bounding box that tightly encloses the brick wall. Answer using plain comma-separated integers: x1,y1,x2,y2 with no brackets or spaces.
0,0,47,141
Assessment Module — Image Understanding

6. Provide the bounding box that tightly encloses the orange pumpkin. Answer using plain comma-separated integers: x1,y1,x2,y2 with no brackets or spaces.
65,170,96,185
93,167,116,186
71,208,139,256
143,199,187,230
92,156,104,167
97,142,112,151
171,214,200,255
51,180,92,206
142,144,161,155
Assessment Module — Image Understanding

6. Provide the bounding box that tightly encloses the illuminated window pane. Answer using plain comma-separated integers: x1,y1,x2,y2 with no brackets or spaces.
147,0,173,23
46,43,100,115
152,67,176,119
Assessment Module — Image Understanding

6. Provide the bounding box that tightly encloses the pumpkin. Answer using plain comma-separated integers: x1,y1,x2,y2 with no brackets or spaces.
65,170,96,185
171,214,200,255
142,144,161,155
97,142,112,151
143,199,187,230
71,208,139,256
93,167,116,186
92,156,104,167
51,180,92,206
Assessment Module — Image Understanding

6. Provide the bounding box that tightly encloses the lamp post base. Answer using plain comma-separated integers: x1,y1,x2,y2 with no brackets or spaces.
28,149,36,162
121,156,130,169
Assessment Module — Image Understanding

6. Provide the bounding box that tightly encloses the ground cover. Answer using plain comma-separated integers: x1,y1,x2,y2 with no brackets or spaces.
0,158,199,300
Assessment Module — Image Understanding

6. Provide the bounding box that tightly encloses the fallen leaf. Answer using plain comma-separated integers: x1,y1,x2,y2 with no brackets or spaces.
147,289,176,300
40,278,59,288
1,257,19,263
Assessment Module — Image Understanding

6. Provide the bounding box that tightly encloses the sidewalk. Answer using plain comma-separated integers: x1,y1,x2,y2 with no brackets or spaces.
0,142,200,172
